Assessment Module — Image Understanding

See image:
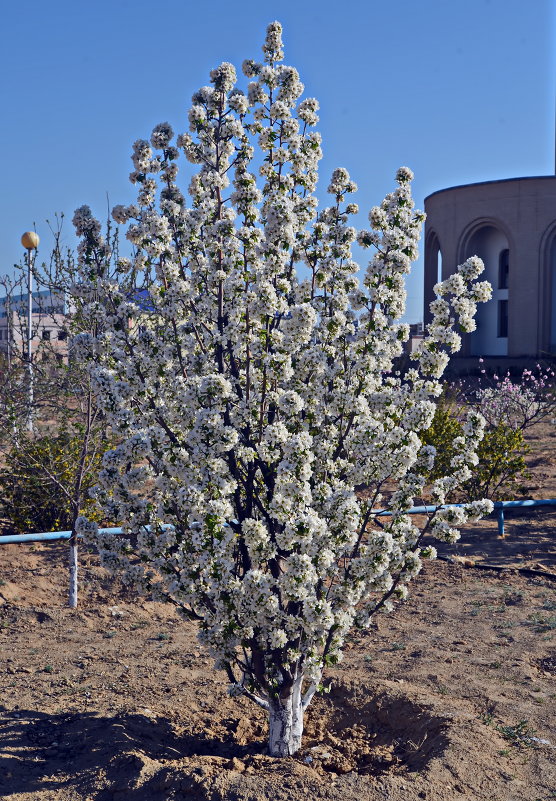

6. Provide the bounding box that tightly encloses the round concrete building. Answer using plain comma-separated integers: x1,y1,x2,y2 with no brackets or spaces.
424,176,556,361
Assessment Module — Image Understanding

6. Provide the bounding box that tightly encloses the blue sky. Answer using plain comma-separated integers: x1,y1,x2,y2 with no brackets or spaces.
1,0,554,322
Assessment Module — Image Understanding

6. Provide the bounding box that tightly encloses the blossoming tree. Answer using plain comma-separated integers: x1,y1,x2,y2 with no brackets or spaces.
73,22,493,757
473,362,556,432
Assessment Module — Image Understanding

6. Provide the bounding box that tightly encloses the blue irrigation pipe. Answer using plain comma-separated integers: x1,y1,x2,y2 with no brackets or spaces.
1,500,555,545
491,499,556,536
0,527,124,545
372,498,556,538
0,524,174,545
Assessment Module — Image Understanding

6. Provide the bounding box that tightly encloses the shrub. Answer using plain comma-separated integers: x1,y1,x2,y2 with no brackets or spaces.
0,429,106,534
422,397,529,501
466,425,528,500
421,397,463,483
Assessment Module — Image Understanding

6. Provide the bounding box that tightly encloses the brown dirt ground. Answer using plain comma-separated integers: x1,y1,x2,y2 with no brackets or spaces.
0,422,556,800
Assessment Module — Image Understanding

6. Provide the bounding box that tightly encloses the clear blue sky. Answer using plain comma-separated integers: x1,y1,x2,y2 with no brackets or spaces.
1,0,554,322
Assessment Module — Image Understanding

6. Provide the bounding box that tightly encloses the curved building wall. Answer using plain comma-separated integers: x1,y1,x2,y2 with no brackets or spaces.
551,238,556,352
424,177,556,359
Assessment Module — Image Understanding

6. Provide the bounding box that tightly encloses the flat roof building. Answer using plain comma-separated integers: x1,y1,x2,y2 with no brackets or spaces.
0,289,68,362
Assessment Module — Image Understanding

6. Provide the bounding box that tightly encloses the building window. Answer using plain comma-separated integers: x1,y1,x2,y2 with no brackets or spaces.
57,330,68,341
42,330,51,341
498,300,508,338
499,249,509,289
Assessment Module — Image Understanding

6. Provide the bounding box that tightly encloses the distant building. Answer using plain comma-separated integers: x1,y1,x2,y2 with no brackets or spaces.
423,176,556,362
407,322,424,354
0,289,69,362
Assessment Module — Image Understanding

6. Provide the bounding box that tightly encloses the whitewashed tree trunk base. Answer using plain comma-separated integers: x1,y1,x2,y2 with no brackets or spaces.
68,540,78,608
268,672,304,756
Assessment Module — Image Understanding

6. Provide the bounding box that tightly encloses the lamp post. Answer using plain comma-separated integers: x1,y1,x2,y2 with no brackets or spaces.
21,231,39,434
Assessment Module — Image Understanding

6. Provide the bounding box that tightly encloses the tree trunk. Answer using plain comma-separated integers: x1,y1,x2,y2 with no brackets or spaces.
68,536,78,609
268,672,304,757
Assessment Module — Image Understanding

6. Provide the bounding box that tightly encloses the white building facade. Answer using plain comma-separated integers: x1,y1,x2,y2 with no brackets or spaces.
0,289,68,362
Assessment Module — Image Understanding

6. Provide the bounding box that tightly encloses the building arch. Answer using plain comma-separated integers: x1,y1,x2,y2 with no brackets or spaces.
457,216,515,264
425,229,443,284
539,221,556,355
457,219,510,356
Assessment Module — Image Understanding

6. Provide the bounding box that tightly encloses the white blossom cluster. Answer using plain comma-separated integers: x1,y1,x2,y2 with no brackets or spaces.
73,22,492,716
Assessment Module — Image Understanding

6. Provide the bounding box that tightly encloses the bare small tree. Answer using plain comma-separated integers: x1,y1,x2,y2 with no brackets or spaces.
0,216,114,607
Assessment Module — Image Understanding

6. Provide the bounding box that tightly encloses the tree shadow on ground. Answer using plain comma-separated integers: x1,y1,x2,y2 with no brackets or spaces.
0,686,450,799
432,508,556,569
0,706,261,799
